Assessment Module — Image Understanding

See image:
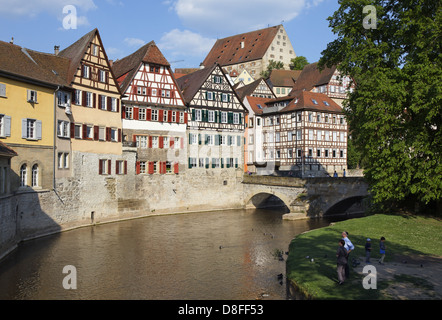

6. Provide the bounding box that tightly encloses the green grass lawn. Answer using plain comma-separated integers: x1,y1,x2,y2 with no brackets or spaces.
286,214,442,299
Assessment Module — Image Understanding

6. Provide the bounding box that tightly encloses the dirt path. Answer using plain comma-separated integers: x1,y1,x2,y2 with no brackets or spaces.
353,255,442,299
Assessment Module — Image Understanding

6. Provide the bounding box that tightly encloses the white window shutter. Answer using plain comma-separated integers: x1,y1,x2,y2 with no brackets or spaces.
22,119,27,138
0,83,6,97
36,120,42,140
4,116,11,136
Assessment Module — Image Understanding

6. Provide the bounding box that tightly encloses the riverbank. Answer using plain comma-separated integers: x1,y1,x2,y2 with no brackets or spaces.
286,213,442,299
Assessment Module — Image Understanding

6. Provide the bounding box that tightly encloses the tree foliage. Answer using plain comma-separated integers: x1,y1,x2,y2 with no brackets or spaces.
319,0,441,211
290,56,309,70
261,60,284,78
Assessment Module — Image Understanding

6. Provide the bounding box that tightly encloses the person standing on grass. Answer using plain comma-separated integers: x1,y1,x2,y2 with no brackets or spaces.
336,239,348,285
342,231,354,278
379,237,386,264
365,238,372,263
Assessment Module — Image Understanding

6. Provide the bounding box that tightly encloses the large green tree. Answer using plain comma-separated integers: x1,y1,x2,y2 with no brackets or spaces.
290,56,309,70
319,0,441,211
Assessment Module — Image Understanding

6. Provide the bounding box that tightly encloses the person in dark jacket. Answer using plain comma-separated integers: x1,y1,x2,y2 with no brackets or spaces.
336,239,348,285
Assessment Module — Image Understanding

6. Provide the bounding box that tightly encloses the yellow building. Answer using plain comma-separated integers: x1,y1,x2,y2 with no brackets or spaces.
58,29,122,156
0,40,70,190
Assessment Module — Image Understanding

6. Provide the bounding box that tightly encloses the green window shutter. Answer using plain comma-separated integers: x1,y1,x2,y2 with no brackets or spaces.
211,158,216,168
215,110,219,123
188,158,192,169
228,112,233,124
235,158,238,168
237,135,241,146
205,158,209,169
226,158,230,168
198,133,202,145
215,135,220,146
221,158,224,168
205,134,208,145
192,109,195,121
189,133,192,144
239,113,242,124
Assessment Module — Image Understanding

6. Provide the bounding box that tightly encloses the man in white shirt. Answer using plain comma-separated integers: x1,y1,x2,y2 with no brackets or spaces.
342,231,354,278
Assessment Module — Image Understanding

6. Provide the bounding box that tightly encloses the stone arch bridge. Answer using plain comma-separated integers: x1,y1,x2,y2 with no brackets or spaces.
242,175,370,220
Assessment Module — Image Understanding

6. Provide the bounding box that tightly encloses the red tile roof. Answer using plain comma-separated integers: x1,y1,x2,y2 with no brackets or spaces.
202,25,281,67
245,96,273,115
279,91,342,114
268,69,302,87
289,62,336,94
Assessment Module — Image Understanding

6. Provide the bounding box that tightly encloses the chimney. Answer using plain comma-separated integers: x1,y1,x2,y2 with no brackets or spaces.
10,37,14,44
54,45,60,55
109,60,113,67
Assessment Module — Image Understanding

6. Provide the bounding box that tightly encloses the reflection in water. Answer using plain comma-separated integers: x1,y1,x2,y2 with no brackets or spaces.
0,209,333,300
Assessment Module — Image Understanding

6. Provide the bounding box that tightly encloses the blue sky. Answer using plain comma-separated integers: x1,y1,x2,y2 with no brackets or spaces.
0,0,340,71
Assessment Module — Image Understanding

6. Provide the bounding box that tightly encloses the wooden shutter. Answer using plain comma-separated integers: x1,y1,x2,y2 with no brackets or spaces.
159,136,163,149
146,108,152,121
107,97,112,111
168,110,172,123
148,136,152,148
93,93,96,108
136,161,140,175
82,91,87,106
118,129,122,142
35,120,42,140
159,109,164,122
122,105,126,119
133,107,139,120
98,95,102,109
106,127,111,141
107,160,111,174
99,159,103,175
70,122,75,138
148,162,154,174
82,124,87,140
4,116,11,137
174,162,179,174
116,161,120,175
170,137,174,149
124,161,127,174
94,125,99,141
184,112,188,124
116,99,120,113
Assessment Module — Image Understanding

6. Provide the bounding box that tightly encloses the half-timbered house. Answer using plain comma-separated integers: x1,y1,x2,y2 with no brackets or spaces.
112,41,187,175
261,91,347,177
176,64,247,172
58,28,124,178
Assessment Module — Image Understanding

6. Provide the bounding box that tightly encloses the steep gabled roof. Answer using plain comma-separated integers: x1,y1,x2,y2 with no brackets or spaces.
202,25,281,67
0,40,70,87
58,28,97,84
235,77,275,100
175,65,218,103
112,41,170,93
289,62,336,94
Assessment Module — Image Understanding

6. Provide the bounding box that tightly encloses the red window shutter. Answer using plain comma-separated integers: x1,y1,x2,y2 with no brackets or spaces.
108,160,111,174
134,107,139,120
146,108,152,121
98,95,102,109
171,91,175,98
158,89,162,97
147,88,151,96
94,125,99,141
170,138,174,149
159,109,164,122
118,129,122,142
159,136,163,149
136,161,140,175
180,137,184,149
82,124,87,139
116,161,120,175
174,162,179,174
184,112,188,124
132,85,137,94
106,127,111,141
122,105,126,119
99,159,103,175
70,122,75,138
124,161,127,174
93,93,96,108
148,136,152,148
168,110,172,123
163,162,167,174
106,71,109,84
133,134,137,142
117,99,120,113
176,112,180,124
82,91,87,106
148,162,154,174
107,97,112,111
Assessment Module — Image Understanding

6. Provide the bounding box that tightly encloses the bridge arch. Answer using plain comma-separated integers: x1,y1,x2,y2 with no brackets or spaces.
323,196,367,216
245,192,291,213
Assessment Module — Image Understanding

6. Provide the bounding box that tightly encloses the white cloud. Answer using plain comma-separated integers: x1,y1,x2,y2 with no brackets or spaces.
158,29,215,57
169,0,310,36
124,37,146,47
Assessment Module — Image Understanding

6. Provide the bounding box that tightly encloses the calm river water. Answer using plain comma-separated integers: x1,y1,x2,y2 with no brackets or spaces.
0,208,337,300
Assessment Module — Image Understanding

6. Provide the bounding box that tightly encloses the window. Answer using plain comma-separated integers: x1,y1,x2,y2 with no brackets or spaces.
325,149,329,157
57,120,70,138
221,112,227,123
340,150,344,158
165,162,172,173
22,118,41,140
151,109,158,121
92,44,99,56
116,160,127,175
163,136,169,149
206,92,214,101
287,131,293,141
163,110,168,122
99,127,105,141
188,158,197,168
317,149,321,157
340,132,345,142
212,158,220,168
206,134,214,145
83,64,90,79
308,112,313,122
75,90,82,105
195,109,202,121
100,95,107,110
110,128,118,142
57,91,71,107
99,159,110,175
333,150,337,158
85,125,94,139
172,111,176,123
31,164,38,187
151,88,157,96
58,152,69,169
162,90,170,98
296,130,302,141
179,112,185,123
20,164,27,187
288,148,293,158
233,113,240,124
139,161,147,174
136,135,148,148
275,132,280,142
308,130,314,141
221,93,230,102
220,135,227,145
85,92,93,108
189,133,198,145
99,70,106,83
139,108,146,120
27,90,37,103
74,124,82,139
317,130,322,141
152,136,159,148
